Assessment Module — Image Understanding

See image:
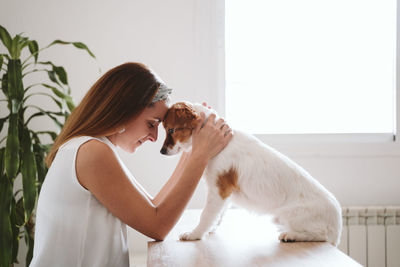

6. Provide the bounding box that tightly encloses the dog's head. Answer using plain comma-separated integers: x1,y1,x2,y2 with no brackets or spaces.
160,102,200,155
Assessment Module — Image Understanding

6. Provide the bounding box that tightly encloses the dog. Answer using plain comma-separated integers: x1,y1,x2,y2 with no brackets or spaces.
160,102,342,246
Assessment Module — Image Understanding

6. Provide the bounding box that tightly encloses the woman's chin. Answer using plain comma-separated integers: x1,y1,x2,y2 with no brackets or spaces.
131,145,140,153
129,141,143,153
121,143,139,153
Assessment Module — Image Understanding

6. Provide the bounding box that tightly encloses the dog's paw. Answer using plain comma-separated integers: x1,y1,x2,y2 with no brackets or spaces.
208,230,216,235
279,232,296,243
179,231,203,241
208,226,218,235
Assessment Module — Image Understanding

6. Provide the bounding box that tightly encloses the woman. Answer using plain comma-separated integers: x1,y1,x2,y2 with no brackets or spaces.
30,62,232,266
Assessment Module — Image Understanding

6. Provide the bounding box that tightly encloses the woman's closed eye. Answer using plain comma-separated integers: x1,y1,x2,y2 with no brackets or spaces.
148,118,162,130
148,120,160,129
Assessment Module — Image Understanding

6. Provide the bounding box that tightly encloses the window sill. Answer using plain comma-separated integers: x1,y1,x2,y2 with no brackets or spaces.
254,133,400,158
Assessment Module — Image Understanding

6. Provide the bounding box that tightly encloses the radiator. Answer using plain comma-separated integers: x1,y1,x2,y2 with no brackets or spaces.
339,206,400,267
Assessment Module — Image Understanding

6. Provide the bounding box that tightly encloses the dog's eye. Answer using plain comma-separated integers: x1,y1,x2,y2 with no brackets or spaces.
168,128,175,134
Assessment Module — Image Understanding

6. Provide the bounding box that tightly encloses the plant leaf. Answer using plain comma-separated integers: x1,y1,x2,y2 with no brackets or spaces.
7,59,24,104
47,70,59,85
28,40,39,64
32,143,47,191
0,54,3,70
50,94,64,110
72,42,96,58
25,110,64,129
11,99,22,114
66,99,75,111
15,197,25,226
24,92,63,110
31,143,52,154
24,111,44,125
21,128,37,221
49,39,96,59
5,114,19,179
48,39,69,45
0,53,10,60
10,34,22,59
39,62,68,85
25,219,34,266
41,83,71,101
47,114,64,129
0,148,5,175
0,25,12,55
2,72,8,98
18,36,30,56
53,66,68,85
36,131,58,141
0,116,7,134
40,144,52,153
10,197,20,263
42,83,71,99
0,173,13,267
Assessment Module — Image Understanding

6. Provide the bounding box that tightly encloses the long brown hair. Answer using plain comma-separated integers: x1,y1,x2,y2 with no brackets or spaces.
46,62,161,167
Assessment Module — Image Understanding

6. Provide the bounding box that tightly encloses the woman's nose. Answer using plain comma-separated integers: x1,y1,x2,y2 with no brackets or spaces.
149,128,158,142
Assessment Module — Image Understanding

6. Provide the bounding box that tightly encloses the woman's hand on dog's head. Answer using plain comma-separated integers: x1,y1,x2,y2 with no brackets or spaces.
191,112,233,162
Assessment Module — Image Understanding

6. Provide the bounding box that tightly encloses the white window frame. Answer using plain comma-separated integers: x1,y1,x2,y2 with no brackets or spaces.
209,0,400,157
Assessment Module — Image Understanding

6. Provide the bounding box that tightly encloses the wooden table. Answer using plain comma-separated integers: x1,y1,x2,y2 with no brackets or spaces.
148,209,362,267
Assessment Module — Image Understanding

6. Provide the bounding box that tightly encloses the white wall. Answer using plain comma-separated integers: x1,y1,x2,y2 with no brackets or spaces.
1,0,399,261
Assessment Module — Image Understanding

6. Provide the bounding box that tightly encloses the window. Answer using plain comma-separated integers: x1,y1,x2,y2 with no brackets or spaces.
225,0,396,134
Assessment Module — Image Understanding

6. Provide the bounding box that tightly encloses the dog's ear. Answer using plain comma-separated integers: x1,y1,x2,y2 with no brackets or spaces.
175,103,199,122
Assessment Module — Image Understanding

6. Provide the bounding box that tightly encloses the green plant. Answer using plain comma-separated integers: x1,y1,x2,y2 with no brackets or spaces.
0,25,96,267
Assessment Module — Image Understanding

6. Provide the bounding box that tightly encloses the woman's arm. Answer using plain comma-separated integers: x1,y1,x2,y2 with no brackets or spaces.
125,151,190,207
76,114,232,240
152,151,190,206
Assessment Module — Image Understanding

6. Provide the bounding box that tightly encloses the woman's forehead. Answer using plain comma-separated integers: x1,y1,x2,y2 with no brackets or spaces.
146,101,168,119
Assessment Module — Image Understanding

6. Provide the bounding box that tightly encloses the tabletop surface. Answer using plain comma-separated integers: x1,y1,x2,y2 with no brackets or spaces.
148,209,362,267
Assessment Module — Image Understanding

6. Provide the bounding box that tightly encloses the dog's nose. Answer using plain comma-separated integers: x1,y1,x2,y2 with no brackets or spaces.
160,147,167,155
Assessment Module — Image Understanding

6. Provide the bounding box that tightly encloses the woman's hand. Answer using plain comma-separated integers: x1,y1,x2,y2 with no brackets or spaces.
202,102,212,109
191,112,233,162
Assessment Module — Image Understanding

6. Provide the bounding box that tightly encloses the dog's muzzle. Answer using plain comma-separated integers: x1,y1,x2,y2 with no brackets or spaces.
160,147,168,155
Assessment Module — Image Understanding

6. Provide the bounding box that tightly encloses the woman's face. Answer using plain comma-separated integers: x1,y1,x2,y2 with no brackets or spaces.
108,100,169,153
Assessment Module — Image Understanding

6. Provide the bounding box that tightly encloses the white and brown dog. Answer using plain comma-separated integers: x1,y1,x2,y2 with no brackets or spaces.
161,102,342,246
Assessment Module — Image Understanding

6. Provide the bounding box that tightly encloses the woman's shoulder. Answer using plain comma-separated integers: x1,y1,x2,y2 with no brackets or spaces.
59,136,107,151
74,136,116,162
75,137,121,190
78,137,112,154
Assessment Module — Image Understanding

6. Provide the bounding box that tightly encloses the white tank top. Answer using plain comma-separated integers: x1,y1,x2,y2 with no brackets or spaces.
30,136,130,267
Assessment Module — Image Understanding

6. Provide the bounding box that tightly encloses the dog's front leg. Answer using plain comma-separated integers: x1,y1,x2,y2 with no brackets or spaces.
180,188,229,241
208,201,230,235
